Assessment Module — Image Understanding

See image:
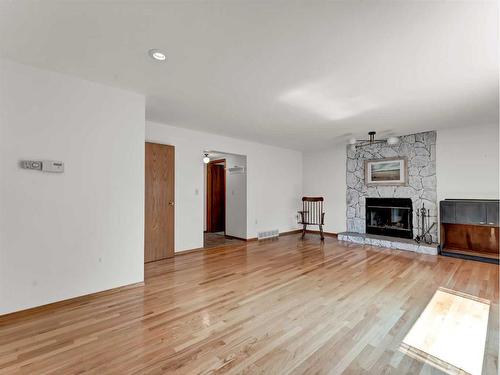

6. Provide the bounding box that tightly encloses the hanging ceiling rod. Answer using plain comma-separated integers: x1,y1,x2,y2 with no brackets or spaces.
348,131,399,151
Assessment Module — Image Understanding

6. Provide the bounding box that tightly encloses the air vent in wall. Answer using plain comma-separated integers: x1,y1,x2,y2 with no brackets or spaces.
228,166,246,175
257,229,279,240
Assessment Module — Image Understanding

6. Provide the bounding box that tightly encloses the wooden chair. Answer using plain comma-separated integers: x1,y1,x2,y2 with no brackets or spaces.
298,197,325,240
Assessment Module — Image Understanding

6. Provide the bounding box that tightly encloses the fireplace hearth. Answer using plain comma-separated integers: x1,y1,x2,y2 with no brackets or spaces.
366,198,413,239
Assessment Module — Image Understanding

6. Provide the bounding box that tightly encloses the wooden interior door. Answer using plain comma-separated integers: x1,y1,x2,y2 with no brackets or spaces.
145,142,175,262
206,160,226,233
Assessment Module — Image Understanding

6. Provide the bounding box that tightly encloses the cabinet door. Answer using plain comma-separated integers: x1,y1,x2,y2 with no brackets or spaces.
486,202,499,226
455,202,486,225
440,201,456,224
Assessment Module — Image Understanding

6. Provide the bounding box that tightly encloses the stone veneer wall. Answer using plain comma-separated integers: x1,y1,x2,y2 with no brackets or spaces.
346,131,437,242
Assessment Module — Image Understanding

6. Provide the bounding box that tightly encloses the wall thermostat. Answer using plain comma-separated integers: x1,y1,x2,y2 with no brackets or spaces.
21,160,64,173
22,160,42,170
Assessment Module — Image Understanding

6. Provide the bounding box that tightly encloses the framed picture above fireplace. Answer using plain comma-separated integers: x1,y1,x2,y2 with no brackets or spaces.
365,157,408,186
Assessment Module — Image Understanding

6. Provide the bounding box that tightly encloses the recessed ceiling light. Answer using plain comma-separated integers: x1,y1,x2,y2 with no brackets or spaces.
148,49,166,61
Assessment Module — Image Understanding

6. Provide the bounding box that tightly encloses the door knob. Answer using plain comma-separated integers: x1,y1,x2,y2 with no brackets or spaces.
169,201,175,206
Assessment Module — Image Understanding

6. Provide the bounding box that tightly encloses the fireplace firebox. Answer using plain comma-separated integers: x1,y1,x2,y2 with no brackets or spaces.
366,198,413,239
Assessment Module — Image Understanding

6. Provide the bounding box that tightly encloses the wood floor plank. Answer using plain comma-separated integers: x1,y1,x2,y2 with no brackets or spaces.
0,235,498,374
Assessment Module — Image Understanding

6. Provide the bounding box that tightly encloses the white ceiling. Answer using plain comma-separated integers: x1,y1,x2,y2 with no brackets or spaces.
0,1,497,150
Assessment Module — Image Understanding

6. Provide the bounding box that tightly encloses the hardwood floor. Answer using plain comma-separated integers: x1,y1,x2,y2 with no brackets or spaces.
203,232,245,249
0,235,498,374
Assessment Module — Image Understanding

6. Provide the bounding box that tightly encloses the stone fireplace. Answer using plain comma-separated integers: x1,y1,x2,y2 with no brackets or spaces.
343,130,437,248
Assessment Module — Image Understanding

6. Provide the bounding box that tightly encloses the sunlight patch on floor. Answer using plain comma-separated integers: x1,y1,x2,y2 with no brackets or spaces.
401,287,490,375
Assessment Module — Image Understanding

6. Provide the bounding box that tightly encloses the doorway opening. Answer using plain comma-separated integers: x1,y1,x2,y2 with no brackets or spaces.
206,158,226,233
204,151,247,249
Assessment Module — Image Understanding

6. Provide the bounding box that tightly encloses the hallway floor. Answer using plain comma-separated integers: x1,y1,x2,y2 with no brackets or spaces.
203,232,245,249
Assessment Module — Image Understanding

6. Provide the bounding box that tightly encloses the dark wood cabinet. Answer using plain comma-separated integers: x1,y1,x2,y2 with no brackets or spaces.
440,199,499,263
486,202,499,226
440,201,456,223
441,199,498,226
455,201,486,225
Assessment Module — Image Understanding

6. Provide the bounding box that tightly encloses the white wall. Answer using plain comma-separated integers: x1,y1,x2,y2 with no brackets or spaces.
0,59,145,315
146,121,302,251
302,144,347,234
303,124,500,235
436,124,499,201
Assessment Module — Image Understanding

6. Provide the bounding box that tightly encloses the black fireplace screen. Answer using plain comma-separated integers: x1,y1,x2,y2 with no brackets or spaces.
365,198,413,239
